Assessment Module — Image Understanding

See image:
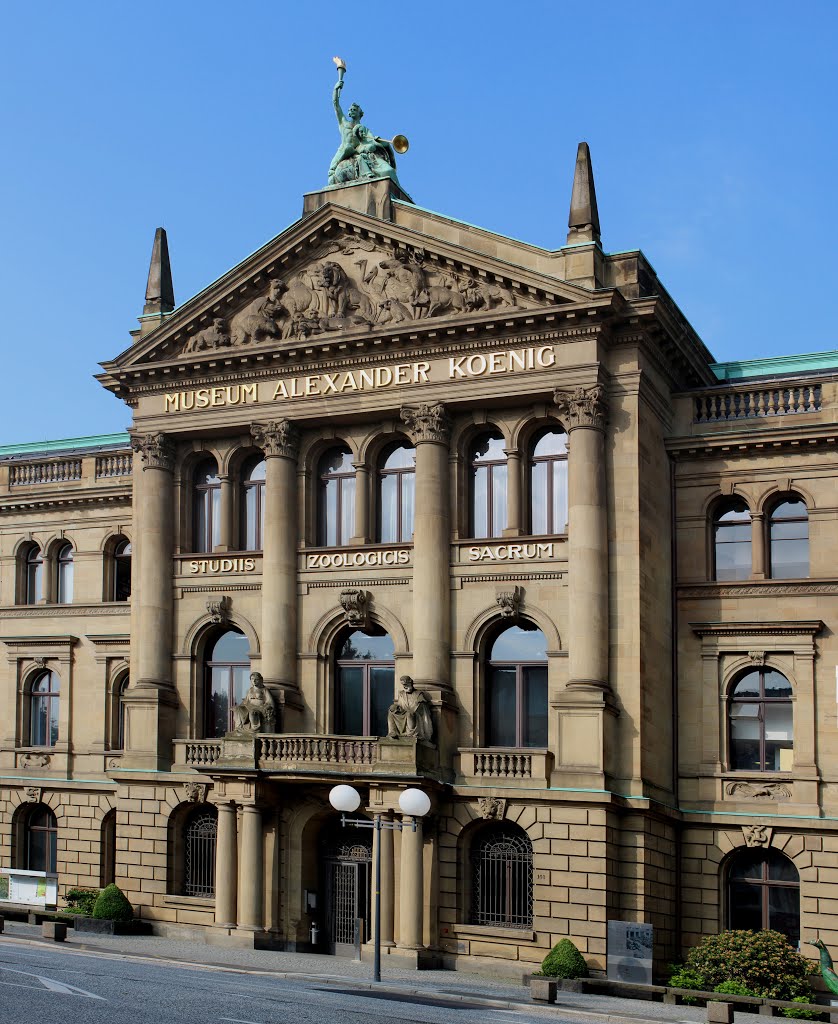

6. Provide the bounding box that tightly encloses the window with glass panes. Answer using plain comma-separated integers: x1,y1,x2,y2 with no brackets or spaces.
378,443,415,543
193,459,221,553
205,630,251,737
113,538,132,601
30,670,60,747
713,500,752,581
242,456,266,550
25,805,57,873
470,432,507,539
769,498,809,579
529,428,568,535
728,849,799,945
56,542,73,604
318,448,356,546
335,629,394,737
728,668,793,772
486,626,548,747
25,545,43,604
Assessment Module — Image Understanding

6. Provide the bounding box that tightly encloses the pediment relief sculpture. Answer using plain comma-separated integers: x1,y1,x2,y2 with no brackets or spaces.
172,237,529,356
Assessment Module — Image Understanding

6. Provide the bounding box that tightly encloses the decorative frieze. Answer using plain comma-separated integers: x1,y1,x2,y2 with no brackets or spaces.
129,432,175,471
726,781,791,800
250,420,299,459
553,384,608,430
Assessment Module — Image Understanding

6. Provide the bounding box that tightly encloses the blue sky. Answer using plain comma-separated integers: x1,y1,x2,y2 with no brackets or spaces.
1,0,835,444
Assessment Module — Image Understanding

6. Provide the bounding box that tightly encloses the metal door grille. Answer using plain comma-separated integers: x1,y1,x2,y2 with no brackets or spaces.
324,832,371,951
184,811,217,897
331,862,357,944
471,825,533,928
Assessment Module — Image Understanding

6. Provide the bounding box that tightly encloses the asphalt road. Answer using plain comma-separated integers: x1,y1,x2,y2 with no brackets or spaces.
0,939,590,1024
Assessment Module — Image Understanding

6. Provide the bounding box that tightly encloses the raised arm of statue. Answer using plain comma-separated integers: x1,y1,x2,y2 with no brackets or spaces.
333,80,346,126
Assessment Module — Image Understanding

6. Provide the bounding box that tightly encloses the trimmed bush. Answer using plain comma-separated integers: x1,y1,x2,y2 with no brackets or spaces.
681,930,812,1002
714,980,757,997
540,938,589,979
781,996,821,1020
64,887,99,916
92,884,133,922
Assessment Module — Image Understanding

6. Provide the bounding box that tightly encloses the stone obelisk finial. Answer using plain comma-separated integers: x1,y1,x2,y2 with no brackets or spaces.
143,227,175,316
567,142,601,245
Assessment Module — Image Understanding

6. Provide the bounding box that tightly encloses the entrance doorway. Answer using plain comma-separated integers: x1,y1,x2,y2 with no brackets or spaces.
322,827,372,955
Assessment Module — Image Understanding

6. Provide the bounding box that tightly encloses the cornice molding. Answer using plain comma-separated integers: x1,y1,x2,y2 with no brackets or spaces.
0,605,130,619
680,583,838,598
690,620,824,639
0,490,131,513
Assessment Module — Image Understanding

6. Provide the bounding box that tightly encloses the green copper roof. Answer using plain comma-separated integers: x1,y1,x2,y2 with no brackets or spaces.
0,432,130,458
711,350,838,381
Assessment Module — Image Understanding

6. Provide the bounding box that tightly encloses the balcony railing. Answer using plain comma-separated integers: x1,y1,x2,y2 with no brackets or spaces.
459,747,552,787
259,735,378,767
693,383,821,424
173,740,222,768
9,459,82,486
95,452,132,478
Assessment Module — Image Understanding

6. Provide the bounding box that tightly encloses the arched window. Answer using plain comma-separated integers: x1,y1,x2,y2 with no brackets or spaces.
729,667,793,772
114,674,129,750
193,459,221,553
30,670,60,747
769,498,809,579
56,542,74,604
24,805,58,873
241,456,266,550
470,432,507,539
486,625,548,747
100,809,117,887
727,849,799,945
335,628,394,736
183,807,217,897
529,428,568,535
318,447,355,546
113,537,132,601
205,629,250,737
713,500,751,581
378,443,415,543
470,824,533,928
24,544,43,604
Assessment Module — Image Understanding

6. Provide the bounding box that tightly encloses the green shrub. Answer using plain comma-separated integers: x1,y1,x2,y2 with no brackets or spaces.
92,883,133,922
683,930,812,1003
781,997,820,1020
714,980,757,997
64,887,99,916
669,963,707,989
540,939,589,979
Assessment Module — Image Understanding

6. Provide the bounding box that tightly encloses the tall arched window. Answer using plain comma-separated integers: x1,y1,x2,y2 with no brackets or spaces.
193,459,221,553
378,443,415,543
100,809,117,887
30,670,60,747
713,500,752,581
113,537,132,601
24,544,43,604
183,807,217,897
56,542,74,604
318,447,355,546
336,628,394,736
727,849,799,945
241,456,266,550
114,674,129,750
486,625,548,747
729,667,793,772
24,805,57,872
529,428,568,535
470,824,533,928
769,498,809,579
470,432,507,539
205,630,250,737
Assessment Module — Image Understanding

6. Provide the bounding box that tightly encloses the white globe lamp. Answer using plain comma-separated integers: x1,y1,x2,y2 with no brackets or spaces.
398,787,431,818
329,784,361,813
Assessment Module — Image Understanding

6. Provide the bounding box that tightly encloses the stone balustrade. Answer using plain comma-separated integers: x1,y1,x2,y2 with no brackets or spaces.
693,383,821,423
95,452,133,478
459,747,552,787
173,739,223,768
9,459,82,486
258,734,378,767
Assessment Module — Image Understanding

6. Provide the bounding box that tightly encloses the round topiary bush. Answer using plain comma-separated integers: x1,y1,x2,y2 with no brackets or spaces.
540,938,589,979
92,883,133,922
682,930,812,1002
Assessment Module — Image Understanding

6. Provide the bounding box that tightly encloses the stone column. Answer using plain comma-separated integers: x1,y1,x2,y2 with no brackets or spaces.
397,816,424,949
373,814,396,948
400,404,451,689
752,513,766,578
129,433,176,689
352,463,370,544
554,386,609,690
238,805,264,931
215,801,238,928
217,475,235,551
251,422,301,724
504,449,522,536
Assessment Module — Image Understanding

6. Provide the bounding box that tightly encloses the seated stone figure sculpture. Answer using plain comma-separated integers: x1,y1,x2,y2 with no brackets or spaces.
233,672,276,734
387,675,433,742
328,77,402,189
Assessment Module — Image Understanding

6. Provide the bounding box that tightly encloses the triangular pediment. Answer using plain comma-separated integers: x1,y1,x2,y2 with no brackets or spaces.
105,204,599,374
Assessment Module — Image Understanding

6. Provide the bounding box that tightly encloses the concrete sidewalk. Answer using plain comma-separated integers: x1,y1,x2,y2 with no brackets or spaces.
0,919,757,1023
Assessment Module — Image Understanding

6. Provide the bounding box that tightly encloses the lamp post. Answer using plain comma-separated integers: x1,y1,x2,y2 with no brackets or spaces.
328,783,430,983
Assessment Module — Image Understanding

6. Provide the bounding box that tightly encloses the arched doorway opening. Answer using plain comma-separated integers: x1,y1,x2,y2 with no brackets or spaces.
320,818,372,955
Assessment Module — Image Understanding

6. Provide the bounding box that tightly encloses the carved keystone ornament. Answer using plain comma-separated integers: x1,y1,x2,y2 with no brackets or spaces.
24,787,42,804
496,586,523,619
340,589,370,628
184,782,209,804
206,595,232,625
476,796,507,821
742,824,772,848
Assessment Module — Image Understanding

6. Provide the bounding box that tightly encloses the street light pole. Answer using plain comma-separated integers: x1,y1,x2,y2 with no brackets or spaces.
329,785,430,983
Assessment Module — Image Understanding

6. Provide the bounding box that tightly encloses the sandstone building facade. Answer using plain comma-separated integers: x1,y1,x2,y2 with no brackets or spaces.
1,147,836,975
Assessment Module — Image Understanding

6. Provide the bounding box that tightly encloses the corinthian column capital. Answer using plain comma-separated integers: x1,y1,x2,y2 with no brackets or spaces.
553,384,608,431
130,431,176,471
400,402,450,444
251,420,300,459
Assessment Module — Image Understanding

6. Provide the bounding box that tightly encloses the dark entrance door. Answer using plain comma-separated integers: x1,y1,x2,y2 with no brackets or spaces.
323,829,372,956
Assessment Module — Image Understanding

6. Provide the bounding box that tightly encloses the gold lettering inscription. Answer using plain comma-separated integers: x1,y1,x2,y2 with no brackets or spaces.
187,557,257,574
306,549,411,570
466,543,554,562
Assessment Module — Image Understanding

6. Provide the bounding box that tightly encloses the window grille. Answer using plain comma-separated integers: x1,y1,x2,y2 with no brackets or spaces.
471,825,533,928
184,811,217,897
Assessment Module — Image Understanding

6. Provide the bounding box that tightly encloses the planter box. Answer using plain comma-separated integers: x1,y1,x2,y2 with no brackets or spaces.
73,917,151,935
